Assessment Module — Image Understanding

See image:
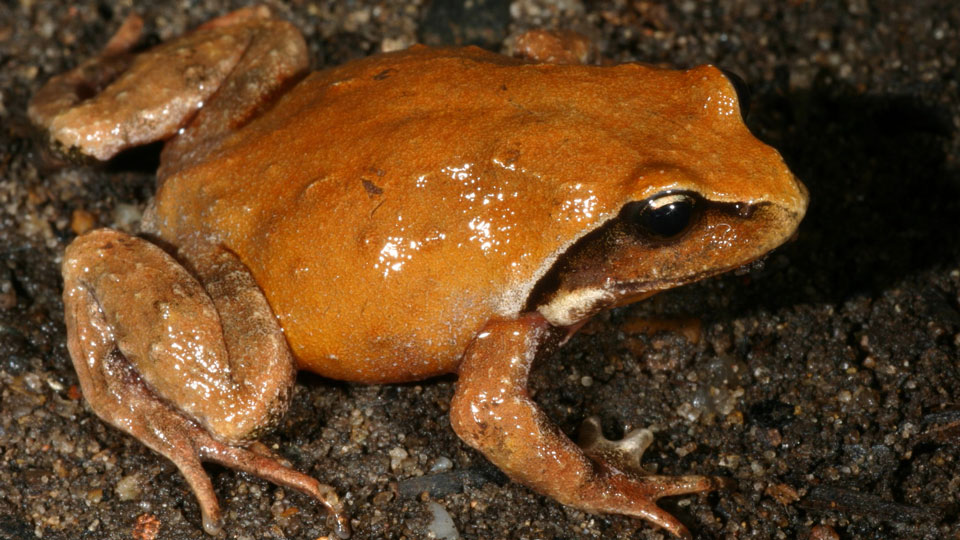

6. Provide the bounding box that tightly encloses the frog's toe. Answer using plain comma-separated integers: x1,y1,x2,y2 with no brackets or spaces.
578,415,654,475
201,514,223,536
198,438,351,538
246,440,294,467
598,469,720,538
632,472,722,499
139,408,351,538
139,406,350,538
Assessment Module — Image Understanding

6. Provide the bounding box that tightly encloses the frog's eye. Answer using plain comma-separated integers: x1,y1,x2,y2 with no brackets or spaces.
720,68,751,120
627,193,697,240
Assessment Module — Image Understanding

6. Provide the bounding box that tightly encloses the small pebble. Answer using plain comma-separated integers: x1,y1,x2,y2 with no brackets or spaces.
425,501,459,540
115,474,141,501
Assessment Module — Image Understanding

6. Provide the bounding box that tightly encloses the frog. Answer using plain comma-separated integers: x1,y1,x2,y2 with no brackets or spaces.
29,6,808,539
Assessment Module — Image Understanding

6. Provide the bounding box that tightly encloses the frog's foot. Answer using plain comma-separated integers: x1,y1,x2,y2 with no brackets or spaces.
200,434,351,539
208,436,350,538
62,229,349,537
451,315,720,539
578,416,719,535
28,6,307,166
70,354,349,537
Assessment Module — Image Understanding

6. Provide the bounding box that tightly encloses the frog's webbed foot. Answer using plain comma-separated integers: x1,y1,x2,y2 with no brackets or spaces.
451,315,720,539
28,6,307,170
62,229,349,538
73,354,348,537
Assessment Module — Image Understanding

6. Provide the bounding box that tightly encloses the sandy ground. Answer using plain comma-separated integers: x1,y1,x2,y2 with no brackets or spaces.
1,1,959,539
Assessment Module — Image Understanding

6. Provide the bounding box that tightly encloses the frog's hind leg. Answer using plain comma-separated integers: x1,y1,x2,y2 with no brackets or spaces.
27,13,144,134
66,328,226,535
28,6,307,166
62,229,349,538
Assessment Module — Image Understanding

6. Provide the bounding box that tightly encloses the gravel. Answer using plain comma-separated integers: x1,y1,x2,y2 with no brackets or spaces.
2,1,958,539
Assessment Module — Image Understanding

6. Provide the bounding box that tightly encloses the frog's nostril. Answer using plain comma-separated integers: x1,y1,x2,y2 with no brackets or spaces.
719,68,751,121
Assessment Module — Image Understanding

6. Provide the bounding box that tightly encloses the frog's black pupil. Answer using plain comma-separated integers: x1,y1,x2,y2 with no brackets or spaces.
638,197,693,238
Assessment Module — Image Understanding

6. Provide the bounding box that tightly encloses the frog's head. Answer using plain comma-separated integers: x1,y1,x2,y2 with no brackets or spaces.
517,65,809,327
529,182,807,326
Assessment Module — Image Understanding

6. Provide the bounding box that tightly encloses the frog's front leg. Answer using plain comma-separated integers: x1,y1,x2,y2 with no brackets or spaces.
450,315,718,539
62,229,349,538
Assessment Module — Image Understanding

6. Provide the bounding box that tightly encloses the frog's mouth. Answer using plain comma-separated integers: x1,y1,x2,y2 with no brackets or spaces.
524,196,800,328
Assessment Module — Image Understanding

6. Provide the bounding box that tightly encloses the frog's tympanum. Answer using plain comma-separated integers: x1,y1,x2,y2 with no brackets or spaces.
30,6,808,539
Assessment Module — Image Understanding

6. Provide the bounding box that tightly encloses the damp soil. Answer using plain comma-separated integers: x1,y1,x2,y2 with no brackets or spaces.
2,1,959,539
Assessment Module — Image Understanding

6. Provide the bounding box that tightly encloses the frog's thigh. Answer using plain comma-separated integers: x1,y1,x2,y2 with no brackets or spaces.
159,13,308,178
65,271,228,534
63,229,293,443
450,315,718,539
62,229,349,537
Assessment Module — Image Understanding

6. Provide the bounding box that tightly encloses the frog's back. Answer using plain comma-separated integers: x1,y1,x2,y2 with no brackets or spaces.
149,46,792,382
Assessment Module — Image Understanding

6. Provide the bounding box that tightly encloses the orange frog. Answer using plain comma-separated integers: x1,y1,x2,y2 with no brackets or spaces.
30,6,807,539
